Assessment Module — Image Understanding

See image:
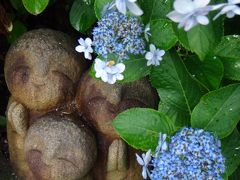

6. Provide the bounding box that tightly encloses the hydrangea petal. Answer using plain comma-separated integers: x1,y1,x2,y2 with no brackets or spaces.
101,71,108,82
144,150,151,164
136,154,145,166
193,0,210,8
78,38,85,45
196,15,209,25
116,63,126,73
174,0,195,14
116,0,127,15
167,11,185,23
142,166,147,179
75,45,85,53
157,50,165,57
226,11,236,17
116,73,124,80
145,52,153,60
229,0,240,4
233,7,240,14
126,1,143,16
150,44,156,52
85,38,92,46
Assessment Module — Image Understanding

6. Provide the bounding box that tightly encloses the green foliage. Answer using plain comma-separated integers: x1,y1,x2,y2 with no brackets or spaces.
121,55,151,83
22,0,49,15
191,84,240,139
173,17,223,61
150,50,205,127
221,129,240,176
0,116,6,127
149,19,177,50
184,56,224,91
112,108,176,151
70,0,97,32
138,0,172,23
10,0,27,14
94,0,112,19
7,20,27,43
215,35,240,81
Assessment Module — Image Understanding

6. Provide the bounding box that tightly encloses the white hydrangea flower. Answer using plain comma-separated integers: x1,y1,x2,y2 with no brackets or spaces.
94,58,125,84
136,150,151,179
214,0,240,20
144,23,151,42
145,44,165,66
115,0,143,16
75,37,93,60
167,0,213,31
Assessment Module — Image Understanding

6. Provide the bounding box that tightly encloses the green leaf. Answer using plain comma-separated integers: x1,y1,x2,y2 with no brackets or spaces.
222,129,240,176
7,21,27,44
94,0,112,19
184,55,224,91
149,19,177,50
121,56,151,83
214,35,240,81
229,166,240,180
22,0,49,15
150,50,205,127
0,116,7,127
138,0,172,23
112,108,176,151
191,84,240,138
173,16,223,60
10,0,27,14
70,0,97,32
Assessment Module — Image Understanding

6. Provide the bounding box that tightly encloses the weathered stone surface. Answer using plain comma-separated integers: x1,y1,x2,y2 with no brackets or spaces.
25,115,97,180
5,29,84,111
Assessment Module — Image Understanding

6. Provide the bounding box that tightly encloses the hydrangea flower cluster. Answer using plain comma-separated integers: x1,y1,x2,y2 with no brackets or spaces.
151,127,225,180
92,10,145,60
75,0,167,84
167,0,240,31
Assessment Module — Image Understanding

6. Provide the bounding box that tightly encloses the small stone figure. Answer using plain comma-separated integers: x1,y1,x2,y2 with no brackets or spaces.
75,73,157,180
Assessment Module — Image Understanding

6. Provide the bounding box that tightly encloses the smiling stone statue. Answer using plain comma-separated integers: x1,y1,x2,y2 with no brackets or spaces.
4,29,157,180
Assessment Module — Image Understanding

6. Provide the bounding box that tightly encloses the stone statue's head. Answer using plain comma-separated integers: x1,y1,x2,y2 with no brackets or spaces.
5,29,84,111
24,114,97,180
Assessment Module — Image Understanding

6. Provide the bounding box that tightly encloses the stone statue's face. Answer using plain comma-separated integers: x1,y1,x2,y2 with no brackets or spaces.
4,29,81,110
24,115,97,180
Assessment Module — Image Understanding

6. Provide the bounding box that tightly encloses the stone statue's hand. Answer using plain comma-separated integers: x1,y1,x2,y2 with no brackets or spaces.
107,139,127,179
7,100,28,136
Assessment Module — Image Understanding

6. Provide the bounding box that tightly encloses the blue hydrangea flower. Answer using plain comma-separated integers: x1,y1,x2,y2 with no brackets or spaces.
92,10,145,61
151,127,225,180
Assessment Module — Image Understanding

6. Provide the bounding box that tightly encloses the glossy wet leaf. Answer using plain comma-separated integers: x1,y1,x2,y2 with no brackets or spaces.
191,84,240,138
112,108,176,151
70,0,97,32
184,55,224,91
138,0,172,23
121,56,151,83
221,129,240,176
22,0,49,15
215,35,240,81
173,16,223,60
149,19,177,50
94,0,112,19
150,50,204,127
